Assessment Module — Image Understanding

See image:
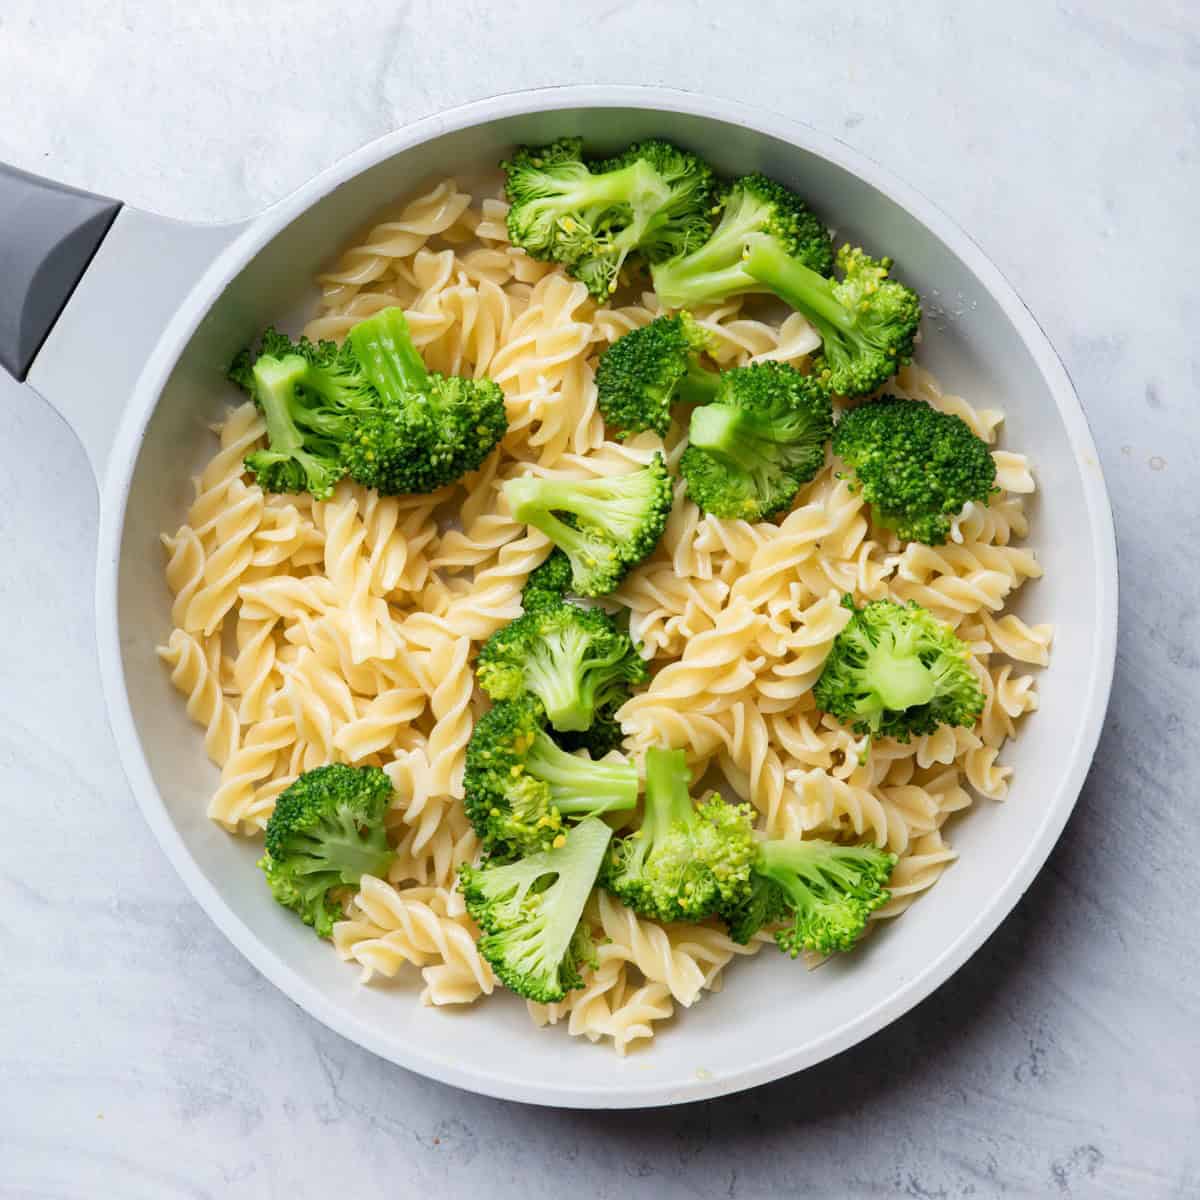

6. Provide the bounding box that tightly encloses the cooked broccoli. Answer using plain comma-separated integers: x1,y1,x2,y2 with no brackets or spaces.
722,836,897,955
477,601,647,733
237,352,347,499
230,307,507,498
503,137,716,299
459,816,613,1002
463,697,638,859
521,549,574,612
813,596,985,741
595,311,720,437
502,453,673,597
650,173,834,308
602,747,756,923
680,362,833,520
832,397,998,544
258,764,395,937
741,241,921,397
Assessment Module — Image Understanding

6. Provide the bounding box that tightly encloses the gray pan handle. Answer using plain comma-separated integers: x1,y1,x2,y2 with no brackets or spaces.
0,163,121,381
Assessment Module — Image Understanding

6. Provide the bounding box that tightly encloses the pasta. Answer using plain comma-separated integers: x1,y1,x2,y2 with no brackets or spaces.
158,174,1051,1052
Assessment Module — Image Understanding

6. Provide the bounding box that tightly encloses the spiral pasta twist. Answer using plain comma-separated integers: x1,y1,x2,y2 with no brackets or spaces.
333,878,494,1005
157,629,239,767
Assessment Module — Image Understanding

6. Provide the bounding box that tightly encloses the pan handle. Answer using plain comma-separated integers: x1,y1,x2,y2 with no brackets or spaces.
1,163,247,485
0,163,121,381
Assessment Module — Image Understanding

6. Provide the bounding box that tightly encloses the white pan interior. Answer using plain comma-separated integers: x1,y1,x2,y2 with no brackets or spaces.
110,101,1113,1106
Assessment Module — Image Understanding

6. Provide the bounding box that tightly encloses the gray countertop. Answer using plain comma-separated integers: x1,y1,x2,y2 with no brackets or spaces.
3,2,1198,1196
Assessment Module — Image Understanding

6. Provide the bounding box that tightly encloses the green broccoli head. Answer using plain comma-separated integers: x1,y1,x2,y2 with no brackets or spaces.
502,453,673,597
722,837,897,955
459,816,613,1002
476,601,647,733
595,312,720,437
231,308,507,498
680,362,833,520
502,137,716,299
463,696,638,859
650,173,834,309
813,596,985,741
602,747,756,923
521,548,574,612
743,240,921,397
832,396,998,544
258,764,395,937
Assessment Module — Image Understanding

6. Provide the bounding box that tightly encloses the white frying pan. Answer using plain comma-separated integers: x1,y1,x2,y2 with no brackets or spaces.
2,86,1118,1108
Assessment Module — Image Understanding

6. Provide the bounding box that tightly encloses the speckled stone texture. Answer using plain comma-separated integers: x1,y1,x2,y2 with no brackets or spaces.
2,2,1197,1196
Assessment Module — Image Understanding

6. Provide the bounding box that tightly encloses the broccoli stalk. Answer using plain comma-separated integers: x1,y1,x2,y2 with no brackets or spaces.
680,362,833,520
742,240,921,397
503,138,716,299
258,764,396,937
595,312,720,437
813,597,985,741
464,698,638,859
459,817,613,1002
502,454,673,597
602,748,756,923
650,173,835,307
832,396,998,544
477,601,647,733
723,837,897,955
232,307,507,498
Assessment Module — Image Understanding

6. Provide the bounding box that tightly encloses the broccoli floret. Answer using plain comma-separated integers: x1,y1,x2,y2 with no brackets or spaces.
602,748,756,923
258,764,395,938
742,242,921,397
722,836,897,955
680,362,833,520
477,601,647,733
502,453,673,597
459,817,613,1002
521,549,574,612
832,397,998,544
813,596,985,741
502,137,716,298
240,354,348,499
650,173,834,309
464,697,639,859
595,312,720,437
231,307,507,498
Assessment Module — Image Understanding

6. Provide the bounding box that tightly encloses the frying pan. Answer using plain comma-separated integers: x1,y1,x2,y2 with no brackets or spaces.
1,86,1118,1107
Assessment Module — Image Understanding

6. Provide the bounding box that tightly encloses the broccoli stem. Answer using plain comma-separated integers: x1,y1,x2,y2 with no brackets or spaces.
521,626,598,732
506,474,649,542
347,308,428,404
553,160,668,230
743,236,853,335
868,653,938,711
688,404,765,472
759,837,888,899
528,729,638,814
253,355,311,456
643,747,695,841
679,359,723,406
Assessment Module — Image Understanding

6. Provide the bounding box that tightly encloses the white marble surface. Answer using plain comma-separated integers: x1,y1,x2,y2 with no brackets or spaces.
3,2,1198,1196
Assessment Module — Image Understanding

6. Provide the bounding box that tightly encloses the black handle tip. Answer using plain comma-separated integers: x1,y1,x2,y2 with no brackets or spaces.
0,163,121,381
